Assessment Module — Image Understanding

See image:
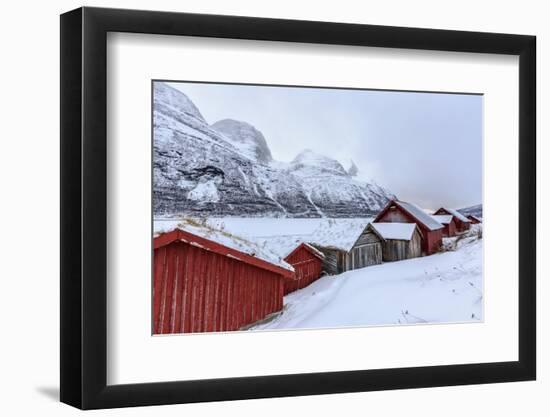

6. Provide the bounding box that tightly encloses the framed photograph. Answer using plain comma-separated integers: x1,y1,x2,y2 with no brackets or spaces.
60,7,536,409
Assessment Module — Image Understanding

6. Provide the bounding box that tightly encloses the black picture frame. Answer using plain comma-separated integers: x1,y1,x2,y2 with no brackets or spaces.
60,6,536,410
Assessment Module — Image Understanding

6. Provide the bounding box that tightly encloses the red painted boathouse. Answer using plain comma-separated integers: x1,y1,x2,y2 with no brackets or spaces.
431,214,458,237
433,207,471,232
374,199,444,255
283,243,324,295
153,221,294,334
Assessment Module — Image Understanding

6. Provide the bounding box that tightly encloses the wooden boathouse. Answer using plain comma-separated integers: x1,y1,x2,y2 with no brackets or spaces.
309,220,383,275
431,214,458,237
433,207,471,232
283,243,324,295
371,222,423,261
153,221,294,334
374,199,444,255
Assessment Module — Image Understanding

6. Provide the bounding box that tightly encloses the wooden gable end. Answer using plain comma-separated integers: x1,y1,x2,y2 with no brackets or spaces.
353,226,383,247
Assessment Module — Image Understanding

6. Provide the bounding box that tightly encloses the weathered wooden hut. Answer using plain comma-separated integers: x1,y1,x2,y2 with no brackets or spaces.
433,207,471,232
431,214,458,237
308,220,383,275
371,222,423,261
467,214,482,224
374,199,444,255
153,220,294,334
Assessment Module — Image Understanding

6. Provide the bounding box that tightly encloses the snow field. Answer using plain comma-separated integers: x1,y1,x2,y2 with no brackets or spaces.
252,236,482,330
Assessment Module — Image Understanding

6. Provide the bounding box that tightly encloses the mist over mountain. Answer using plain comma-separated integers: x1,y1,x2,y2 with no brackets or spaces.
153,82,395,218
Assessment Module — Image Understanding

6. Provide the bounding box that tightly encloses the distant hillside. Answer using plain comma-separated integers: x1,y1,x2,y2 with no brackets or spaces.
458,204,482,218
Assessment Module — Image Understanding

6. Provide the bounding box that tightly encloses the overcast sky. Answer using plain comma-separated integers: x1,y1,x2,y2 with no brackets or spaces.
168,81,482,210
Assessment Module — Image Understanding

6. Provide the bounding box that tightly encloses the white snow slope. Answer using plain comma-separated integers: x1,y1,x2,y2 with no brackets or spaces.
252,229,483,330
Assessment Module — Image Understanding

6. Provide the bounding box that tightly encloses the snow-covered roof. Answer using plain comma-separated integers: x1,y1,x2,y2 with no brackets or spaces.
306,218,373,252
371,222,418,241
393,200,444,231
253,236,326,261
437,207,471,223
154,219,294,272
302,243,326,259
431,214,453,225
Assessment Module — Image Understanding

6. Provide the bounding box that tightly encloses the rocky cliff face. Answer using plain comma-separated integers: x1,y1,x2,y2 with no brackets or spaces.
153,82,395,218
212,119,273,164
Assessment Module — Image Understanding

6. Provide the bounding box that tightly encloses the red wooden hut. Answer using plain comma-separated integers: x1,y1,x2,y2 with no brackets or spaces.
431,214,458,237
283,243,324,295
467,215,482,224
253,236,325,295
374,199,444,255
153,221,294,334
433,207,471,232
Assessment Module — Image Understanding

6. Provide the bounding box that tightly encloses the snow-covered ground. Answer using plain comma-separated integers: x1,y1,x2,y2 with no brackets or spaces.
207,217,329,238
252,227,483,330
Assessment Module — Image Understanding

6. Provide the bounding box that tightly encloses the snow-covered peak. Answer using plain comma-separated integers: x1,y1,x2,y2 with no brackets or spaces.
212,119,273,163
291,149,348,176
153,82,206,123
347,160,359,177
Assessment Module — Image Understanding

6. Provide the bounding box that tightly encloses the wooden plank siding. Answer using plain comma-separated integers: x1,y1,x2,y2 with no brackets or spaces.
440,219,458,237
153,240,287,334
381,229,423,262
313,226,383,275
283,244,323,295
424,228,443,254
315,247,340,275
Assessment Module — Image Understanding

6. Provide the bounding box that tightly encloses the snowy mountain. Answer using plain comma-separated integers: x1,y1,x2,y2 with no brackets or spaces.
153,82,395,218
212,119,273,164
288,150,394,217
458,204,483,218
347,160,359,177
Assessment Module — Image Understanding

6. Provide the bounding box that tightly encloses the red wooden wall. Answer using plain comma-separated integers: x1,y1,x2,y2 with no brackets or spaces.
441,220,457,237
283,245,323,295
153,240,285,334
423,229,443,255
456,220,471,232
